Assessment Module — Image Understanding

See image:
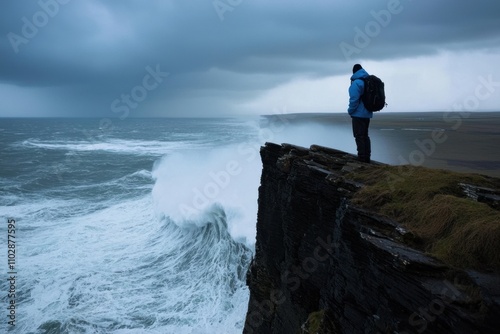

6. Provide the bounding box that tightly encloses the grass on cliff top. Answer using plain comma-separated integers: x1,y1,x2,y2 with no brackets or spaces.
348,165,500,272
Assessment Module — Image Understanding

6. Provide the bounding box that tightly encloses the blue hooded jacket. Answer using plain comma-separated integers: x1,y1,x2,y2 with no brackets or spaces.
348,68,373,118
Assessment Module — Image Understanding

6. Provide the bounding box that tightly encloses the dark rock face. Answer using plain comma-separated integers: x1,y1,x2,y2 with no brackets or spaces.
243,143,500,334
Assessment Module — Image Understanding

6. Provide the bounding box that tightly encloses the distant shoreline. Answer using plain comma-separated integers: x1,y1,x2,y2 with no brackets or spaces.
262,111,500,178
1,111,500,120
261,110,500,120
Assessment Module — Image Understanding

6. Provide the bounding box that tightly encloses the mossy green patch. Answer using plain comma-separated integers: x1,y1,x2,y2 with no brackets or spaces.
301,310,324,334
349,165,500,272
300,310,338,334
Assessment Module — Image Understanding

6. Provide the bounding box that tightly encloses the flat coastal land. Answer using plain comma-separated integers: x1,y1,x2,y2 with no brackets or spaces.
265,112,500,178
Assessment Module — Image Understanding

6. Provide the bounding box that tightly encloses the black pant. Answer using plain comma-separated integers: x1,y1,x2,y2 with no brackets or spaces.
352,117,371,163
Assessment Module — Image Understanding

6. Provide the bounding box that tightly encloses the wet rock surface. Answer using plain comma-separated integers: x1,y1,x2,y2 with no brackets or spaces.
243,142,500,334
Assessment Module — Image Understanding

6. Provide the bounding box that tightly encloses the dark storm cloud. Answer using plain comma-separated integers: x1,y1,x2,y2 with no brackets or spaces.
1,0,499,117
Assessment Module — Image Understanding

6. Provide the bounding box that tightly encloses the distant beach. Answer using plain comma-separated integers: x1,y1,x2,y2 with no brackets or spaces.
262,111,500,178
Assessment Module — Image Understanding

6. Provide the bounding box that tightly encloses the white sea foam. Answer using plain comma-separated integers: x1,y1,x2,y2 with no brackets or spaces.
151,143,262,246
12,194,251,334
2,117,376,333
1,118,263,333
19,138,206,156
401,127,445,132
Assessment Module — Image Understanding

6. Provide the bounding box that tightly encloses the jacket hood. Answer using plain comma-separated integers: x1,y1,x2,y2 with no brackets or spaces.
350,68,369,81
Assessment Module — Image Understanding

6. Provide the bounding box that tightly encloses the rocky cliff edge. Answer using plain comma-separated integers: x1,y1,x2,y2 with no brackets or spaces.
243,142,500,334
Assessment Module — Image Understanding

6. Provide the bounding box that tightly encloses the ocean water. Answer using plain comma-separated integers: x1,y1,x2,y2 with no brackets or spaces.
0,116,357,333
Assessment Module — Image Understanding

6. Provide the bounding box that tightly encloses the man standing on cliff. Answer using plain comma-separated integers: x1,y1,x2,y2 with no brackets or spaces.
348,64,373,163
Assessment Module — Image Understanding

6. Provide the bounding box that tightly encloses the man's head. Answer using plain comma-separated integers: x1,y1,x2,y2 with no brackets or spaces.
352,64,363,74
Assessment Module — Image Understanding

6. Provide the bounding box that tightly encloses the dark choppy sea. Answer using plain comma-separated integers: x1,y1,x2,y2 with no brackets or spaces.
0,116,358,333
0,118,268,334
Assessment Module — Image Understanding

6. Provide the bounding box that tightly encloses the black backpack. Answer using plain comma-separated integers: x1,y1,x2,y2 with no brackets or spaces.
360,75,387,112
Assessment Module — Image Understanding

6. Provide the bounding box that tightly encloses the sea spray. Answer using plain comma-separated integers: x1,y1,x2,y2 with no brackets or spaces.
0,117,363,333
0,118,260,333
151,144,262,245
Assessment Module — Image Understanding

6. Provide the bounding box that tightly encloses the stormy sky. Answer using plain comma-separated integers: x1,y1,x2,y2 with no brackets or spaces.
1,0,500,118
